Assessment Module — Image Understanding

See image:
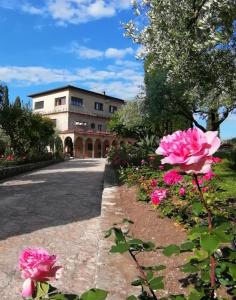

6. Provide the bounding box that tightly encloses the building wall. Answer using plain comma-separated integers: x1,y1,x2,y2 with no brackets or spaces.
32,90,70,115
68,89,123,119
68,113,108,132
32,88,124,134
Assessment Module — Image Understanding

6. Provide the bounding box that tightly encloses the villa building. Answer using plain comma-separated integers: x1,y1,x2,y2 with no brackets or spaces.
29,85,131,158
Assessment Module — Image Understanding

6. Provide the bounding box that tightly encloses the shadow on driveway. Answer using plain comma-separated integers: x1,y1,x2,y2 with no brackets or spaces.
0,159,105,240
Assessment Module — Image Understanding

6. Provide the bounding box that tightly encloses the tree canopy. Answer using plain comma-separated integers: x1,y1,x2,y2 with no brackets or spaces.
126,0,236,131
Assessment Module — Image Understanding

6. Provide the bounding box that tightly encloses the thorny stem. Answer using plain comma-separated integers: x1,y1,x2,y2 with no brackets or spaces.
129,250,158,300
193,174,216,299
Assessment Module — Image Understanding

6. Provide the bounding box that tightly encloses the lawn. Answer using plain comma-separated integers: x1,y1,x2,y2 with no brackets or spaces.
214,159,236,199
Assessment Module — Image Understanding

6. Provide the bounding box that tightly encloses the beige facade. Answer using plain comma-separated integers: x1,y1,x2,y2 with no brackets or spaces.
29,85,133,158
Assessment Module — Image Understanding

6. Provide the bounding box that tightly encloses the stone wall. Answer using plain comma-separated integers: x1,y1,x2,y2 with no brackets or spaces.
0,159,63,181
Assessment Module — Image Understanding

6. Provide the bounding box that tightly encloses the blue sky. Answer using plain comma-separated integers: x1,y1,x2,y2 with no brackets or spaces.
0,0,235,139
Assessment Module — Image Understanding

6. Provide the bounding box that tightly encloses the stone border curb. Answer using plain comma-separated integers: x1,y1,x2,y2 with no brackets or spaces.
0,159,64,181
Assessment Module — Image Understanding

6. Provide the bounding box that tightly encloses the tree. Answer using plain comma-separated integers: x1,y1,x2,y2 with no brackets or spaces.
14,96,21,108
144,57,193,135
0,84,9,107
125,0,236,131
0,104,55,157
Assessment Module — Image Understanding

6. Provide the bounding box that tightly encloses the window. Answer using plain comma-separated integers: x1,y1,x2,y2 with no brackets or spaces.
98,124,102,131
91,123,95,129
109,105,117,113
55,96,66,106
71,96,83,106
94,102,103,111
34,101,44,110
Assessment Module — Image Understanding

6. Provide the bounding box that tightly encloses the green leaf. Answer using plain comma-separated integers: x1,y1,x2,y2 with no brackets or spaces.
180,241,195,251
163,244,180,257
229,263,236,280
142,241,156,251
200,233,220,254
146,270,154,281
80,288,108,300
113,228,126,244
189,226,208,240
192,202,204,216
104,228,112,238
188,288,204,300
181,263,198,273
126,296,137,300
110,243,130,253
193,249,209,261
122,218,134,224
36,282,50,298
213,229,232,243
149,276,164,290
142,265,166,272
131,278,144,286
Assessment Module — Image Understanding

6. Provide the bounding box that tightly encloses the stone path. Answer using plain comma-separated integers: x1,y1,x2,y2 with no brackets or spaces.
0,159,106,299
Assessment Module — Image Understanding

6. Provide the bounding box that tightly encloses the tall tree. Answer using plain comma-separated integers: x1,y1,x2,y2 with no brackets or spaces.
126,0,236,131
14,96,21,108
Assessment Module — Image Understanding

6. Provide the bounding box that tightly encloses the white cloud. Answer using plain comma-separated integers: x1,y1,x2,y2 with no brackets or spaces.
105,47,134,59
69,44,104,59
22,3,45,15
0,64,143,99
63,43,136,60
20,0,131,25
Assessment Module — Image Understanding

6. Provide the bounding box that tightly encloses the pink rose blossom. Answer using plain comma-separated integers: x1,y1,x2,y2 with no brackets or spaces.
179,187,186,197
163,169,183,185
150,179,158,187
156,128,221,174
159,165,164,170
141,159,145,165
19,248,62,298
212,156,222,164
203,171,216,181
202,187,209,193
192,178,204,186
151,188,167,205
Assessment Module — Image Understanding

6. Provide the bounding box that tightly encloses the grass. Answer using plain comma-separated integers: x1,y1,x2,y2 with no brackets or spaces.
214,159,236,199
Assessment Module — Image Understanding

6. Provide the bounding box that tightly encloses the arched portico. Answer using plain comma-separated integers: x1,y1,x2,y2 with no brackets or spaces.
94,139,102,158
75,137,84,158
64,136,74,157
85,138,93,158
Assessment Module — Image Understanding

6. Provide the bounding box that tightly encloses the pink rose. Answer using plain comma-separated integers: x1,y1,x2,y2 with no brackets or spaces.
159,165,164,170
212,156,222,164
150,179,158,187
156,128,221,174
151,188,167,205
203,171,216,181
163,169,183,185
19,248,62,298
179,187,186,197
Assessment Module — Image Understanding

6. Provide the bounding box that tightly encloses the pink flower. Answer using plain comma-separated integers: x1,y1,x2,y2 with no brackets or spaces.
203,171,216,181
151,179,158,187
159,165,164,170
179,187,186,196
6,155,14,161
156,128,221,174
202,187,209,193
192,178,204,186
212,156,222,164
151,188,168,205
19,248,62,298
141,159,145,165
163,169,183,185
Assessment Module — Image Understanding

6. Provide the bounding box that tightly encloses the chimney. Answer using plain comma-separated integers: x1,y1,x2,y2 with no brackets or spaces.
103,91,106,96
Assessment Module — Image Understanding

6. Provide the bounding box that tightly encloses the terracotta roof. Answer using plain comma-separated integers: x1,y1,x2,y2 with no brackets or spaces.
28,85,125,103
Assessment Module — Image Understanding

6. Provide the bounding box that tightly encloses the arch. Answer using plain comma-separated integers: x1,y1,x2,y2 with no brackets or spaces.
94,139,102,158
74,137,83,158
64,136,74,157
85,138,93,158
103,140,110,158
